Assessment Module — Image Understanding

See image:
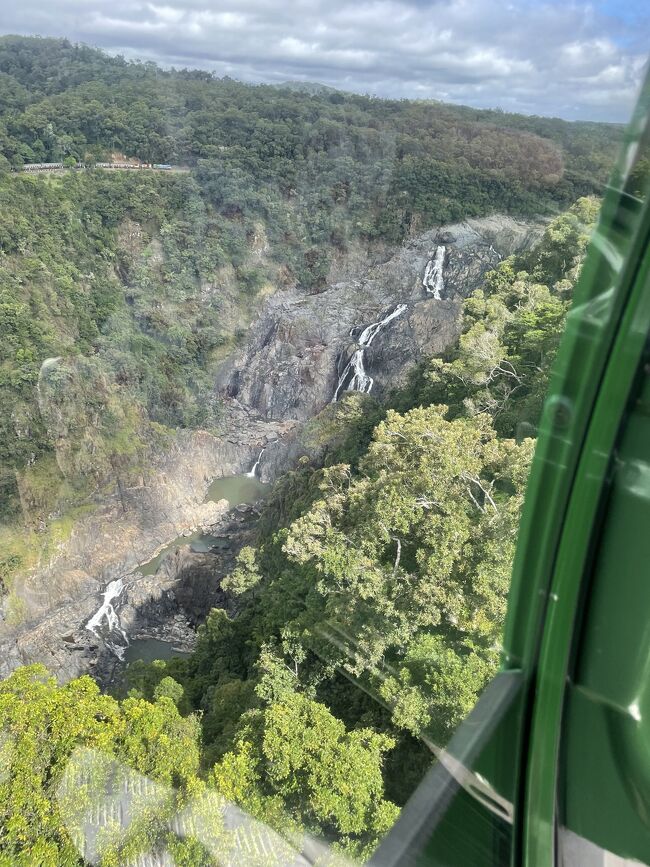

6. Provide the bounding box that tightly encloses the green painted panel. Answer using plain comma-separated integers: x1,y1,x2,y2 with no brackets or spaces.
561,372,650,862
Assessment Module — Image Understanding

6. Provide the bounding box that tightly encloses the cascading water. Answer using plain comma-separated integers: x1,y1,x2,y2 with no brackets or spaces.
39,356,62,374
246,448,265,478
333,304,408,401
85,578,129,659
489,244,502,261
422,246,445,299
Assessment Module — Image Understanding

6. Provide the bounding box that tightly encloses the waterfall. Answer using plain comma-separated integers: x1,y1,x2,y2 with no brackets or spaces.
489,244,502,261
333,304,407,401
246,449,265,478
39,356,62,374
423,246,445,299
85,578,129,659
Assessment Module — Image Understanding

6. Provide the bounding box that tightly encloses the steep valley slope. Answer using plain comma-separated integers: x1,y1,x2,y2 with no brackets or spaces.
0,214,544,681
0,35,622,683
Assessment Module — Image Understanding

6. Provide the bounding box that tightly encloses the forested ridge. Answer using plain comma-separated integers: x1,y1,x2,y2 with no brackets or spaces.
0,35,620,205
0,32,612,866
0,195,600,864
0,37,621,610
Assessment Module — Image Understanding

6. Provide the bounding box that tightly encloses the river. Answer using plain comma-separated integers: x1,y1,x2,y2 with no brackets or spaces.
137,472,268,576
86,467,269,663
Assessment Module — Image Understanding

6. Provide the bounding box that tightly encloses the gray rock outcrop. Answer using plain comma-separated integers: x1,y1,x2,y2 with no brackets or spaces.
0,214,544,682
216,216,544,420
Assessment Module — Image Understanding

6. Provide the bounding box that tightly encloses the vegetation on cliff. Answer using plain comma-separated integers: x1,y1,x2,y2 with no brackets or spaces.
0,37,620,603
0,201,600,863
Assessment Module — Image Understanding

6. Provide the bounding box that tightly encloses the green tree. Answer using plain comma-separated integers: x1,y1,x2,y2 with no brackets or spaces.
0,665,206,865
212,692,398,860
221,546,262,596
282,405,531,673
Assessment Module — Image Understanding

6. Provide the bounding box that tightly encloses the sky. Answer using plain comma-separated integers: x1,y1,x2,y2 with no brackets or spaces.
2,0,649,122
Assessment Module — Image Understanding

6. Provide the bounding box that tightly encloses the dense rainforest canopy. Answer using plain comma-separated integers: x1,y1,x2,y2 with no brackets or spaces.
0,190,600,863
0,35,620,208
0,31,613,867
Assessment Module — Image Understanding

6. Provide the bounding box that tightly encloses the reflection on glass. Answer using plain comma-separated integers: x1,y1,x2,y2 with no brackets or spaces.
0,23,641,867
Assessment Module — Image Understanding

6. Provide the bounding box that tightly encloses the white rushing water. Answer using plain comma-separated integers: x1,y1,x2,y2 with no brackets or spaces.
246,448,265,478
85,578,129,659
333,304,408,401
422,246,445,299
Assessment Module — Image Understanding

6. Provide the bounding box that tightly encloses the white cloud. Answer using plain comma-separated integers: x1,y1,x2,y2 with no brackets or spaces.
148,4,185,25
190,10,248,29
1,0,647,121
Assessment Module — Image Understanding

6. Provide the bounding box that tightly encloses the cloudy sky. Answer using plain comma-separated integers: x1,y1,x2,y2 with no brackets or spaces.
2,0,649,122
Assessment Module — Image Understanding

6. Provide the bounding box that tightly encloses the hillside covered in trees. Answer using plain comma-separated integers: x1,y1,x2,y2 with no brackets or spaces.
0,28,623,866
0,36,620,214
0,36,621,595
0,195,601,864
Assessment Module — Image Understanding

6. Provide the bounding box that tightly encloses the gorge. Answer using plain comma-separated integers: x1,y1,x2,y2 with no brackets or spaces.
0,214,544,683
0,36,626,863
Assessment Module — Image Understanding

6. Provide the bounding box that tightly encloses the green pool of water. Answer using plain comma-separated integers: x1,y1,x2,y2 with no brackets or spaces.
136,473,269,577
124,638,191,665
205,473,268,507
138,528,203,576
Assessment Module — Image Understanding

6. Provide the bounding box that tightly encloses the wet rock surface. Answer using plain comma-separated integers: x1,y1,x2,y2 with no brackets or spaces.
0,502,261,684
0,431,274,681
93,504,261,686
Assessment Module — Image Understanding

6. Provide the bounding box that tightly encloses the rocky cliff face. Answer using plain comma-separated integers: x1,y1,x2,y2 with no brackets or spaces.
0,500,261,684
0,214,543,682
0,429,282,681
216,216,543,423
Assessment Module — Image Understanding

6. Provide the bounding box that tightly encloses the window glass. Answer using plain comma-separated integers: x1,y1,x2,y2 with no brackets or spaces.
0,12,644,865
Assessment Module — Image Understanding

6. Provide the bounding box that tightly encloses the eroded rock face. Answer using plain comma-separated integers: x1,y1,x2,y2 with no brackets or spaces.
0,214,543,682
0,429,278,681
6,434,245,616
0,496,262,684
216,216,544,420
